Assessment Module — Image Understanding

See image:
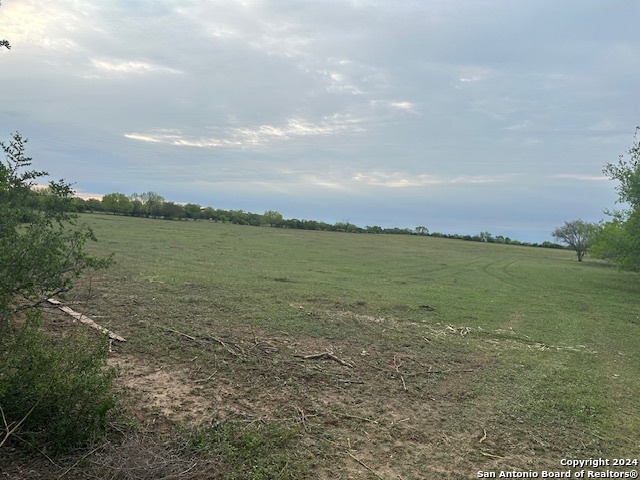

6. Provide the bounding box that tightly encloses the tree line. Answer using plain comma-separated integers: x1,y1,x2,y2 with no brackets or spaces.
59,191,565,248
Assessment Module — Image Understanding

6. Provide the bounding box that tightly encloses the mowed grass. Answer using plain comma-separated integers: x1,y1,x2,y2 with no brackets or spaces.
71,214,639,478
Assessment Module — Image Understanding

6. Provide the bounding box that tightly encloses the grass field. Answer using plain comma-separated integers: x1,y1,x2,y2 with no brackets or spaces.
19,213,640,479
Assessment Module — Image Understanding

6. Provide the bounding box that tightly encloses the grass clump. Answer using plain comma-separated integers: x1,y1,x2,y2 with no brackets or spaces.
185,420,306,479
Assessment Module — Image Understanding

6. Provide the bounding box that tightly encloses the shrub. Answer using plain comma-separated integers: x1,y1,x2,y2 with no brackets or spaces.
0,313,118,453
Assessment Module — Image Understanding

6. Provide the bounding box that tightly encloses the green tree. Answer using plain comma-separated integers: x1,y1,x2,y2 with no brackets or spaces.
132,191,165,217
415,226,429,235
602,127,640,208
201,206,216,220
262,210,284,227
161,201,186,220
591,127,640,270
551,219,597,262
85,197,104,212
0,133,112,325
184,203,202,219
72,196,87,212
102,192,133,215
478,231,493,243
130,198,144,216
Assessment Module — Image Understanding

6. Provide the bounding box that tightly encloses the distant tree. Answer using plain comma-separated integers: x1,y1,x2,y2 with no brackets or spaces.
184,203,202,219
302,219,321,230
478,231,493,243
161,201,185,220
333,221,362,233
132,191,165,217
539,241,563,249
262,210,283,227
102,192,133,215
415,226,429,236
130,199,144,216
552,219,597,261
72,197,87,212
201,206,216,220
34,185,77,213
85,197,104,212
283,218,302,229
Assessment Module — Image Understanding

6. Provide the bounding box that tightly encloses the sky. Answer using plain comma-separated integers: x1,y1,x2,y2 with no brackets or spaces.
1,0,639,242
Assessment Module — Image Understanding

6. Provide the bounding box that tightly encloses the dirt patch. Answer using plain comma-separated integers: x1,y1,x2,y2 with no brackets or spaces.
108,354,215,424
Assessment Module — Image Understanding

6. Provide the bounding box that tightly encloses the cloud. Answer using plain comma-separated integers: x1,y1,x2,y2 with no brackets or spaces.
89,58,182,76
124,114,366,150
552,174,608,181
352,171,520,188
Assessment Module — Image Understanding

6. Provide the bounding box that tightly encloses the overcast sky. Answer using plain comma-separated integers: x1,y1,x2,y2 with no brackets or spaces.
1,0,638,241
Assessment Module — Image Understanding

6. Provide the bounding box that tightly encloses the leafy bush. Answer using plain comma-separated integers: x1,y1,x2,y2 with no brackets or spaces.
0,132,116,453
0,314,117,452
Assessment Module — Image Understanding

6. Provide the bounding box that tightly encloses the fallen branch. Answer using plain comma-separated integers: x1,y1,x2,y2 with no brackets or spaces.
201,335,245,356
295,351,354,368
331,412,378,424
193,374,215,384
47,298,126,342
295,406,308,432
154,324,196,341
480,451,504,459
152,324,243,356
347,452,384,479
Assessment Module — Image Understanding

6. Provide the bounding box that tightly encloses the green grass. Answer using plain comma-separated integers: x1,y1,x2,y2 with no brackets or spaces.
68,214,640,478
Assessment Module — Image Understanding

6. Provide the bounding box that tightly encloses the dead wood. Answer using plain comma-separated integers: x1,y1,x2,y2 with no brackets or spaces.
347,452,384,479
152,324,244,356
295,351,354,368
47,298,126,342
154,324,196,341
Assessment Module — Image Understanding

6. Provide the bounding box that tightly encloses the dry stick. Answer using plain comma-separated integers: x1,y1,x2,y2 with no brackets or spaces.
178,462,199,477
202,335,244,356
56,444,104,479
347,452,384,480
479,429,487,443
332,412,379,424
193,374,215,384
47,298,126,342
480,451,504,459
153,325,241,356
154,324,196,341
0,399,42,449
296,406,308,431
296,351,354,368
